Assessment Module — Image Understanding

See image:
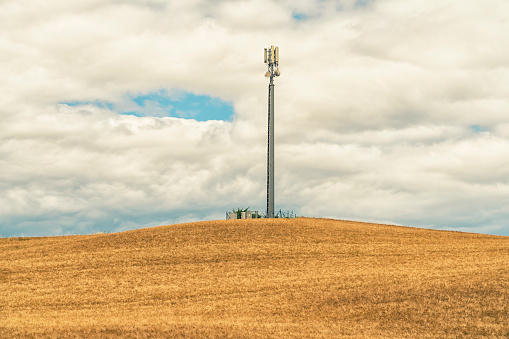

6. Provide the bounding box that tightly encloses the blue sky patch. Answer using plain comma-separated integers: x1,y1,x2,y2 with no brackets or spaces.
62,90,235,122
470,124,488,133
355,0,373,8
292,12,307,21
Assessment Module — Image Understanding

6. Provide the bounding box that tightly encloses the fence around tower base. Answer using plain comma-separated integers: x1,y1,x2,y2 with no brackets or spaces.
226,211,260,220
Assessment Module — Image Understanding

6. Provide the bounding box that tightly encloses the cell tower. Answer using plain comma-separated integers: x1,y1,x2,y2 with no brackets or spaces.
264,46,280,218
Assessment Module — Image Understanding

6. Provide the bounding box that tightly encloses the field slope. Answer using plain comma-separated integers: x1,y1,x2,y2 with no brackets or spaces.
1,218,509,338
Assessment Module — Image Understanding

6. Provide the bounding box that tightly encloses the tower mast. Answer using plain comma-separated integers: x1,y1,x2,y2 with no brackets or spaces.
264,46,280,218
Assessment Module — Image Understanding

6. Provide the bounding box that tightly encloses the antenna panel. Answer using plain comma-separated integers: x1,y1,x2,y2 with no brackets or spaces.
275,47,279,64
264,48,268,63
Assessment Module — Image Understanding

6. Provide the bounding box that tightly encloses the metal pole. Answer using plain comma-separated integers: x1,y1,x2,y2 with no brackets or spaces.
264,45,279,219
267,75,275,218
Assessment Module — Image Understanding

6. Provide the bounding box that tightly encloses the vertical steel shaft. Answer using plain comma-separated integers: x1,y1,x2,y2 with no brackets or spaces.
267,76,275,218
264,45,279,219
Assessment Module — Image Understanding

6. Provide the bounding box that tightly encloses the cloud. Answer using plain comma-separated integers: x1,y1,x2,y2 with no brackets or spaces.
1,0,509,237
0,103,248,235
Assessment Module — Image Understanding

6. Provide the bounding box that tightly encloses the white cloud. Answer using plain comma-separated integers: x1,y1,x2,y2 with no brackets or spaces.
1,0,509,237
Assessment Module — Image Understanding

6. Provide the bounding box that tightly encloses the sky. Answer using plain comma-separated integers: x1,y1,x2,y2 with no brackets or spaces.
1,0,509,237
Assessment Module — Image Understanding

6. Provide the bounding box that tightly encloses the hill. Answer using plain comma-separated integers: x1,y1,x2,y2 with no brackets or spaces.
1,218,508,338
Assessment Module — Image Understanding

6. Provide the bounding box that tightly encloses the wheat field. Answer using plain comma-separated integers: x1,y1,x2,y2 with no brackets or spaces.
1,218,508,338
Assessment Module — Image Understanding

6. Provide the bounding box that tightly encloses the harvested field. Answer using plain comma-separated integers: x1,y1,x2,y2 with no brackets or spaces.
1,217,508,338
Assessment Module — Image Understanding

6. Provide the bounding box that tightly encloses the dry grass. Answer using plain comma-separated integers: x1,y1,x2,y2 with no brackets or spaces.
1,218,508,338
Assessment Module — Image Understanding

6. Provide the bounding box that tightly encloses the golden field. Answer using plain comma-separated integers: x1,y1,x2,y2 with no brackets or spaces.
1,217,508,338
